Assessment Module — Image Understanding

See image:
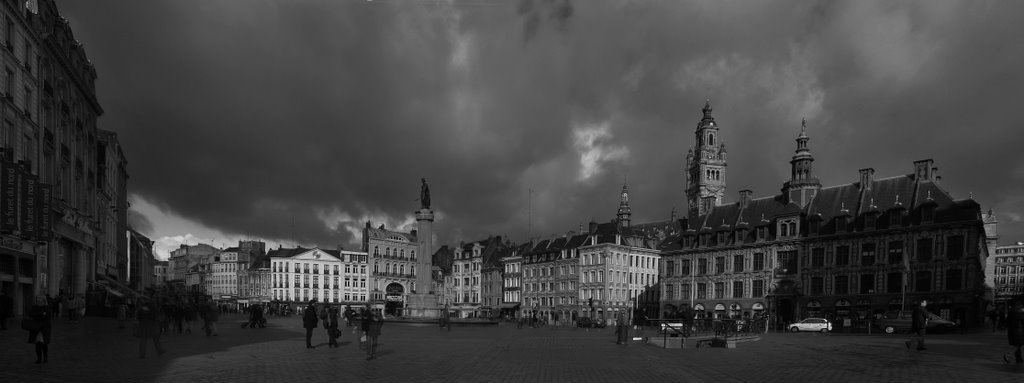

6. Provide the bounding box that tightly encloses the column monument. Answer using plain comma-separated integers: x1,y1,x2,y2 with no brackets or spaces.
405,178,441,318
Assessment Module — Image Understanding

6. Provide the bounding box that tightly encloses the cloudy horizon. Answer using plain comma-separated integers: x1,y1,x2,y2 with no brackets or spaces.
58,0,1024,259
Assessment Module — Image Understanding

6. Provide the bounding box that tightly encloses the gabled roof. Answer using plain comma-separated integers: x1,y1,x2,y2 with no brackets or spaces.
365,226,417,243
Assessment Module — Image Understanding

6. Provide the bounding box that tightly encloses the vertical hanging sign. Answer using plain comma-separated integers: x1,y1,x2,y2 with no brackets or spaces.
0,161,18,232
20,172,37,239
38,183,52,242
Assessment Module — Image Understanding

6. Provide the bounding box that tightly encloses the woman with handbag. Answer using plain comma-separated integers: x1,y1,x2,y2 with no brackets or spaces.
24,295,51,364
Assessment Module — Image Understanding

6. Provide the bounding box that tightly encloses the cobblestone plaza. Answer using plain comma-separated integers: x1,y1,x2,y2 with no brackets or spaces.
1,315,1022,382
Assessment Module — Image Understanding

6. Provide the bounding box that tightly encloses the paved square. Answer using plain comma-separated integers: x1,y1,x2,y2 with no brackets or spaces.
1,315,1022,382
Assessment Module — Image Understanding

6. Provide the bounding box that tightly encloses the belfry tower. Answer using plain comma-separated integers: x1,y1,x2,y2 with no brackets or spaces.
616,183,632,228
782,119,821,208
685,99,727,216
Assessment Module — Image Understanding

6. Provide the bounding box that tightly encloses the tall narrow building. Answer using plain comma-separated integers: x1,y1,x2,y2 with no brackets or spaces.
685,100,727,216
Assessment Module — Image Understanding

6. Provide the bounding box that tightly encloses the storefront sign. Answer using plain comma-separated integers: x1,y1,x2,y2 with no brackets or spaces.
0,161,18,231
20,173,36,239
38,184,52,242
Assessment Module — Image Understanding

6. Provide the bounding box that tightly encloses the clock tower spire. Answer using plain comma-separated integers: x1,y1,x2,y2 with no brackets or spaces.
685,99,727,216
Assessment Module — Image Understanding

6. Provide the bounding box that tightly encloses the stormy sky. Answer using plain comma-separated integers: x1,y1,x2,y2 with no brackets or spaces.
59,0,1024,259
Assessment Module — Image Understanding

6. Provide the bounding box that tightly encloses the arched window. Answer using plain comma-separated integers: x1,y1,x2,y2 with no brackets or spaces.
789,222,796,235
411,265,415,275
411,250,415,259
709,133,715,146
400,249,405,258
400,265,405,275
386,248,391,257
373,246,379,256
374,262,379,273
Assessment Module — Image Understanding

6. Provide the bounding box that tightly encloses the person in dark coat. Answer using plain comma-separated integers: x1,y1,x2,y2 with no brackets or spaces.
137,300,166,359
364,307,383,360
326,305,340,347
1005,299,1024,364
26,295,51,363
906,300,929,351
302,300,318,348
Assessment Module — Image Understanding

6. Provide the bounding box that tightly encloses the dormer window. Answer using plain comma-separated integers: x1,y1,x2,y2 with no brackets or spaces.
700,234,709,247
836,217,847,232
778,218,798,239
757,227,767,241
889,210,903,227
864,214,877,230
921,205,935,223
717,232,727,245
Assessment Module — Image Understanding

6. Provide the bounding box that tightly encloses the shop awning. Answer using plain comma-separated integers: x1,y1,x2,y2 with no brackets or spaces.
498,303,521,309
95,274,141,297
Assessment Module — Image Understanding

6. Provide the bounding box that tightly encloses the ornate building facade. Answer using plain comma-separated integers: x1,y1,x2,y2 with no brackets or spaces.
269,247,369,305
992,242,1024,307
1,0,131,316
660,108,996,328
363,222,418,314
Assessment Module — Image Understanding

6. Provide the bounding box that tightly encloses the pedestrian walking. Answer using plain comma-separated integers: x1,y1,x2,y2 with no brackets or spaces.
343,305,353,327
440,303,451,332
989,309,998,333
0,289,13,330
116,301,127,329
50,293,62,320
515,309,523,329
327,305,341,348
365,307,383,360
137,300,167,359
905,300,929,351
205,301,220,336
173,302,184,334
1004,298,1024,364
302,299,319,349
25,295,51,363
183,302,196,334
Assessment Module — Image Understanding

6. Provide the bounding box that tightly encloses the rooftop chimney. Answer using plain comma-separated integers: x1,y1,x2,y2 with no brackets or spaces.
913,159,935,181
739,189,753,209
858,168,874,191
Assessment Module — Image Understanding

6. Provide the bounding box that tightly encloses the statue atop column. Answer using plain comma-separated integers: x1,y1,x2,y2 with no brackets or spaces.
420,178,431,210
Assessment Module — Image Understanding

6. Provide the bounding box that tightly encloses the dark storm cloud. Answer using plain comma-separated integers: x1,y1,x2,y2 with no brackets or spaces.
60,0,1024,248
127,209,154,237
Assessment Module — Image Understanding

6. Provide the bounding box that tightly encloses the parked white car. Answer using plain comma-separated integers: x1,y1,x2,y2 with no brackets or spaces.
789,318,832,333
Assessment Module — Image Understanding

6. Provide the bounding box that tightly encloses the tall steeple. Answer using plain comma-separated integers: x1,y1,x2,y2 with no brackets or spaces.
782,118,821,208
685,99,727,216
616,183,632,228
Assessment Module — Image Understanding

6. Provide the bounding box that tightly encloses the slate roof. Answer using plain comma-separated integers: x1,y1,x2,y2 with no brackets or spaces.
660,169,980,252
267,247,310,258
365,225,417,243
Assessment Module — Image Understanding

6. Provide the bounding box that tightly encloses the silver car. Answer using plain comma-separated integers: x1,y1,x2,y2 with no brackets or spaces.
789,318,832,333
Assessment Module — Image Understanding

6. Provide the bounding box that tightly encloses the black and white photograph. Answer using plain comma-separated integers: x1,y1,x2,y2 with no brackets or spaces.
1,0,1023,381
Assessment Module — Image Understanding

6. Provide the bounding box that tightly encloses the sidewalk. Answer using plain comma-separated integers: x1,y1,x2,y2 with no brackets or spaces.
0,316,1021,382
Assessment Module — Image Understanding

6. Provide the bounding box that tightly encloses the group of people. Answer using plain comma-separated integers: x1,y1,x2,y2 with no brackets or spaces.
41,293,86,323
133,296,226,359
302,300,383,360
